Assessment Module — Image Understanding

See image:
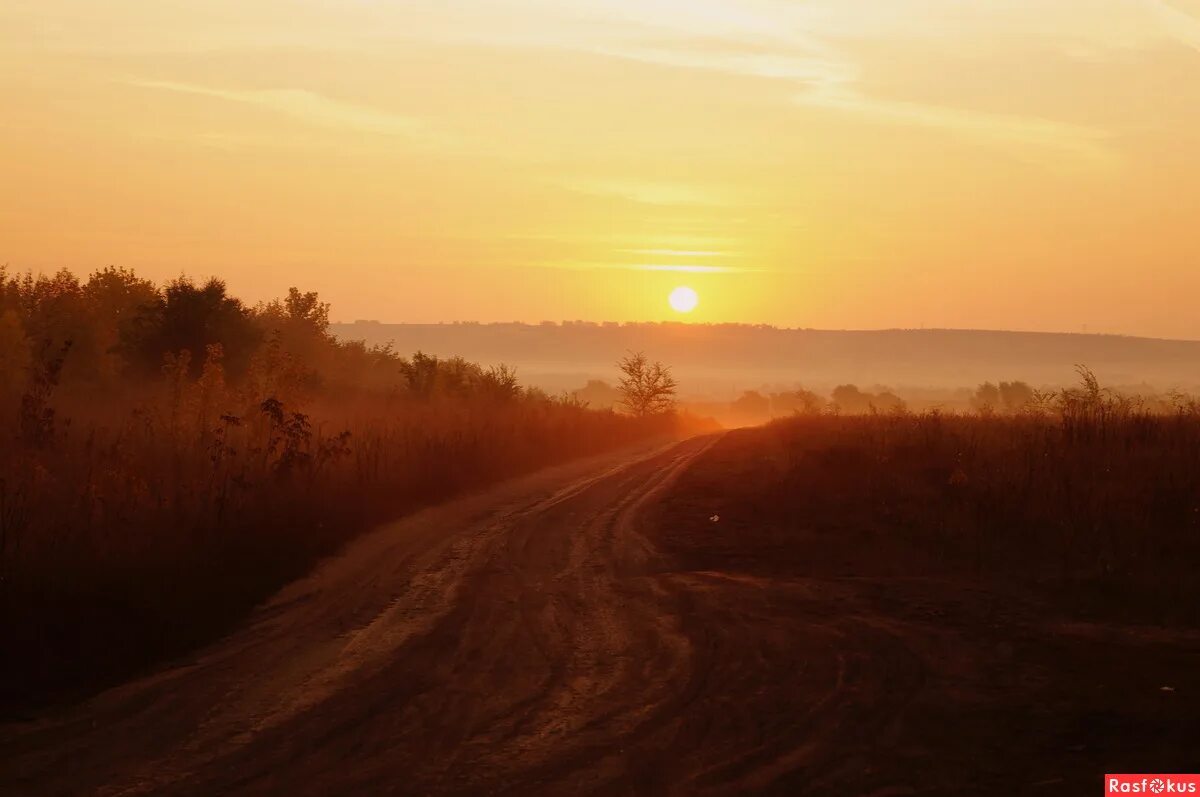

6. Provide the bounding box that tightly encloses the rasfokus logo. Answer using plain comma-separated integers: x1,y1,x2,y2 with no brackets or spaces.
1107,775,1200,794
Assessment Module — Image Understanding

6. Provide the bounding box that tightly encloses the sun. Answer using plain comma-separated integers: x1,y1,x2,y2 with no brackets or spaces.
668,286,699,314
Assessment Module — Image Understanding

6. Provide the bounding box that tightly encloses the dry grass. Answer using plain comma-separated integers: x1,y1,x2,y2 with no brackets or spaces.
760,379,1200,625
0,353,667,711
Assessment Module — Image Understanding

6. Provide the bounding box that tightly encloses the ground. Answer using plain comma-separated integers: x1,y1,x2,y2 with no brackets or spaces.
2,432,1197,795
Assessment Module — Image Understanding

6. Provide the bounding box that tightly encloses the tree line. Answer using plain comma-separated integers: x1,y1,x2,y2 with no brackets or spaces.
0,267,590,414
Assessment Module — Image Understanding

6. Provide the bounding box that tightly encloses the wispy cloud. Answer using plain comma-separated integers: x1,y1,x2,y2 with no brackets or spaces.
806,89,1115,169
622,249,730,258
1147,0,1200,50
629,263,746,273
589,38,1112,168
542,261,769,274
126,80,424,137
460,0,1117,168
567,178,727,206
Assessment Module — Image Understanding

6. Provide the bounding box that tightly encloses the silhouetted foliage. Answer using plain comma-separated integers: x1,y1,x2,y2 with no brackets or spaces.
971,380,1035,414
396,351,521,402
731,390,771,420
617,352,678,417
831,384,906,414
18,341,71,449
120,277,261,379
770,388,825,416
999,380,1035,412
571,379,622,410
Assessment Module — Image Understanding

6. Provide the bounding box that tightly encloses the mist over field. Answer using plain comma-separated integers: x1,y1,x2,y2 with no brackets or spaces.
333,321,1200,396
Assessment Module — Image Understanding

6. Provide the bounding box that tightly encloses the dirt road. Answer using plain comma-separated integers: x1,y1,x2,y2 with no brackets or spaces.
4,432,1198,795
2,437,720,795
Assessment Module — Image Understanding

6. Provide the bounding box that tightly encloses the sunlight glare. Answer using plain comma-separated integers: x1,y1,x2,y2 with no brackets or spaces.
669,286,699,313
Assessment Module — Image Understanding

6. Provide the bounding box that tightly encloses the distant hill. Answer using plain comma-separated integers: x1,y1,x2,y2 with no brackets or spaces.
331,322,1200,397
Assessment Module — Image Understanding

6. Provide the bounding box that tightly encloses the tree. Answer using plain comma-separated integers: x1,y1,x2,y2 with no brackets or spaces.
731,390,771,420
81,267,159,383
971,382,1001,413
972,380,1034,414
999,380,1035,412
832,384,905,414
398,351,442,399
831,384,871,414
771,388,824,416
616,352,677,417
571,379,622,409
119,277,261,378
256,287,332,340
476,364,521,403
872,390,907,413
0,309,28,408
252,287,335,391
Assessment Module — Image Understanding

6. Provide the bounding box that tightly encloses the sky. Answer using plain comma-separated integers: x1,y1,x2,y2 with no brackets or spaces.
2,0,1200,337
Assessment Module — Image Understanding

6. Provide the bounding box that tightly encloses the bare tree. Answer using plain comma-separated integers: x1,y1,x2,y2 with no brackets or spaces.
616,351,677,417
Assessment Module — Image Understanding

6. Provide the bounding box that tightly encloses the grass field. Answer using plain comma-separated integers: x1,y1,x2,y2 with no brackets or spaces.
667,402,1200,624
647,415,1200,791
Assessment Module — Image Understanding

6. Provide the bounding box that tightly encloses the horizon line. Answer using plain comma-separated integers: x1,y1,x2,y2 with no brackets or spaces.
329,320,1200,344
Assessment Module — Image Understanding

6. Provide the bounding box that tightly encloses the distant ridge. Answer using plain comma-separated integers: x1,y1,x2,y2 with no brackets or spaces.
331,322,1200,394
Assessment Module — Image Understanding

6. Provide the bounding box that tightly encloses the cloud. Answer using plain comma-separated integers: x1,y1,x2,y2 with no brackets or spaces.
803,87,1116,169
457,0,1118,168
622,249,730,258
1147,0,1200,50
627,263,747,273
567,178,727,206
585,38,1112,168
545,261,768,274
127,80,424,137
115,2,1127,168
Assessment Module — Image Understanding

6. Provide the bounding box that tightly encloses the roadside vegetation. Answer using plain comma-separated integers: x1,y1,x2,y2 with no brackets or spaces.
684,371,1198,427
0,267,678,711
690,367,1200,626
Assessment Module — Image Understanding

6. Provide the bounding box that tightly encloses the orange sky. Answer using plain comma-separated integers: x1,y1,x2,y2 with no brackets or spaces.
3,1,1200,337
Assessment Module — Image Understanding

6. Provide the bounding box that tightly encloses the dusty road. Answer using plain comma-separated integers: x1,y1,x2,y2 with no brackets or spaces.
4,432,1198,795
3,437,725,795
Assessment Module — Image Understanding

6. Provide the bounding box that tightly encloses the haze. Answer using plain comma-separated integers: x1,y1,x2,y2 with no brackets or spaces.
3,0,1200,336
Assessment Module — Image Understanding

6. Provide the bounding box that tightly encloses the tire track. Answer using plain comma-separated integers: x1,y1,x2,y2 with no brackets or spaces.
0,439,713,796
2,432,933,796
